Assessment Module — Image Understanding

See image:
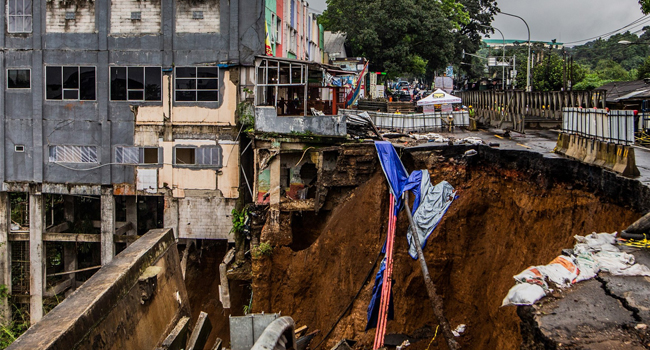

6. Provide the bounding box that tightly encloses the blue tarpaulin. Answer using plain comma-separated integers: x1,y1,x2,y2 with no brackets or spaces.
365,258,394,331
367,142,456,330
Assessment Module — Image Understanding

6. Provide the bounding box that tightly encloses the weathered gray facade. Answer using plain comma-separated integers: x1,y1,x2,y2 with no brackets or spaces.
1,0,264,185
0,0,266,326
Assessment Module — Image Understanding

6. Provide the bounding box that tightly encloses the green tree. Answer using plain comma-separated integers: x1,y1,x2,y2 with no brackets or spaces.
637,56,650,79
320,0,498,76
641,0,650,14
593,59,631,80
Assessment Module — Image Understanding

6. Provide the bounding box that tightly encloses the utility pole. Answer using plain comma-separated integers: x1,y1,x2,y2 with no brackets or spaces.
500,12,531,92
563,50,567,92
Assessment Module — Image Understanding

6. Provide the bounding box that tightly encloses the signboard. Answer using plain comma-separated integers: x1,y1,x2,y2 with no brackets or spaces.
445,65,454,77
434,76,454,94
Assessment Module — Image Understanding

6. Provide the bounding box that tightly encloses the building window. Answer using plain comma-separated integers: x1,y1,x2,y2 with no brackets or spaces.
174,146,222,167
7,0,32,33
110,67,162,101
46,66,96,101
175,67,219,102
7,69,30,89
276,19,281,44
115,146,159,164
270,13,276,43
49,145,98,163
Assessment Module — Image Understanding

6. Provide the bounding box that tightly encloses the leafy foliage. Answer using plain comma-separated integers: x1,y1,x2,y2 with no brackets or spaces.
320,0,498,77
251,242,273,259
568,31,650,72
637,56,650,79
641,0,650,14
230,207,249,236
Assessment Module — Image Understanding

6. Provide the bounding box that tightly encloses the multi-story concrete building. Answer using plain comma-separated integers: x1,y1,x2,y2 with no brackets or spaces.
0,0,265,324
264,0,323,61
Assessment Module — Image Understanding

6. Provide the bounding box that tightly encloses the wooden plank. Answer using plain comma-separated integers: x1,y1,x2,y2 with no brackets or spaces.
115,222,134,236
46,222,69,233
44,278,72,297
219,263,230,309
187,311,213,350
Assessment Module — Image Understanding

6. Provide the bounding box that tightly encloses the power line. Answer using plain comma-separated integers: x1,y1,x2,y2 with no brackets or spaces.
564,15,650,45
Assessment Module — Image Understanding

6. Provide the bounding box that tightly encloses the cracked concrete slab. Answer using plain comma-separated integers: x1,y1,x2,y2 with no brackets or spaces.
528,279,646,349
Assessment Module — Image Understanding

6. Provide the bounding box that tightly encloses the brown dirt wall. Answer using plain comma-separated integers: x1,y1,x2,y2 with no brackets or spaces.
251,153,640,350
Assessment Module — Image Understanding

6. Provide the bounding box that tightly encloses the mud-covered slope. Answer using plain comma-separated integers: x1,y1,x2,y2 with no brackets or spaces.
251,151,639,350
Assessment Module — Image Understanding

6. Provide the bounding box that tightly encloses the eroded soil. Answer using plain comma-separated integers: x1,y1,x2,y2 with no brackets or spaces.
251,155,639,349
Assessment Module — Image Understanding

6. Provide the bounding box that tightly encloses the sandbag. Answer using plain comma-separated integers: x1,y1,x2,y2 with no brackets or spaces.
501,283,547,306
537,255,578,288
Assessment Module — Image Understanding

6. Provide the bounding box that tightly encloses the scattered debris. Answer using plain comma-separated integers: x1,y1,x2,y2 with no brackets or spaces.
454,137,484,145
396,339,410,350
463,149,477,157
296,330,319,350
451,324,466,337
410,133,449,143
329,339,357,350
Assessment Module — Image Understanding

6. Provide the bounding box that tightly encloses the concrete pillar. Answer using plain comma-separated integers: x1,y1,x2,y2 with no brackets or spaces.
101,187,115,265
125,196,138,235
63,195,74,223
0,193,11,325
269,156,281,207
29,188,44,324
163,195,179,239
63,243,77,297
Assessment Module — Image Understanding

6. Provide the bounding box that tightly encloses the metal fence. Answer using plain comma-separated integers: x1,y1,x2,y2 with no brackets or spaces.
340,109,470,133
562,108,635,145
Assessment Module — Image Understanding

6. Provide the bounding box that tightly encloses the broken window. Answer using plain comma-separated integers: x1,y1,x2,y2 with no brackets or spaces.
175,147,195,165
175,67,219,102
115,146,160,164
174,146,222,167
7,0,32,33
49,145,98,163
110,67,162,101
256,59,307,112
46,66,96,101
7,69,30,89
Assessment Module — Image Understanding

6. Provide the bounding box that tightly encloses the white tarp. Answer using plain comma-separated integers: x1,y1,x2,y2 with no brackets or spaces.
417,89,462,106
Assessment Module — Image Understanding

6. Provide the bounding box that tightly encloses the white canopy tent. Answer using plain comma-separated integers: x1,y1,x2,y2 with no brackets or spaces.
417,89,462,106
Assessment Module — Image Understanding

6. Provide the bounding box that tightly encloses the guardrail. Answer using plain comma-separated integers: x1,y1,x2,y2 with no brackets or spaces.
340,109,470,133
562,108,635,145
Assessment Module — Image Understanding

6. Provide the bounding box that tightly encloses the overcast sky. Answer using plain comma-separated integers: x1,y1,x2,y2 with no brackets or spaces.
307,0,646,46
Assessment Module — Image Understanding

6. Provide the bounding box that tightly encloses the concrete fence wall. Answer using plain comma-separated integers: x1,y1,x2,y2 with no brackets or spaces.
340,109,470,133
8,228,191,350
456,90,607,131
562,108,635,145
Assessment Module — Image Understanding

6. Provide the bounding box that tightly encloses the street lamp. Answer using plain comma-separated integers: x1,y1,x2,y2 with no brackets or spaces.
480,24,506,90
499,11,531,92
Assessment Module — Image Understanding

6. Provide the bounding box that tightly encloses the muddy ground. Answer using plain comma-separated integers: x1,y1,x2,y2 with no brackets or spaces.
251,152,640,349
